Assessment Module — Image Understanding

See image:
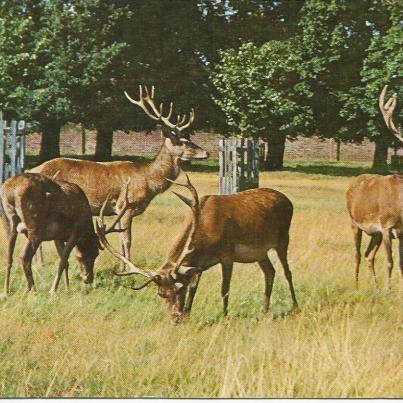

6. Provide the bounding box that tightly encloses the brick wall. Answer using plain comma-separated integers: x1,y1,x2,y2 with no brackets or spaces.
25,124,402,163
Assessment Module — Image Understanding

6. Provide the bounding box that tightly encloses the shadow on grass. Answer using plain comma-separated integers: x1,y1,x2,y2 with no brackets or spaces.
282,161,401,177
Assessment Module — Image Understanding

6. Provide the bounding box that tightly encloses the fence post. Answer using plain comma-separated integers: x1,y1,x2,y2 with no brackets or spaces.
219,138,259,195
10,120,17,177
0,113,27,184
17,120,26,174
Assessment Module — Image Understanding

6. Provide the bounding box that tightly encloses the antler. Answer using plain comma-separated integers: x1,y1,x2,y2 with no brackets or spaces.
95,180,159,281
166,174,200,272
379,85,403,143
124,85,195,132
98,179,132,235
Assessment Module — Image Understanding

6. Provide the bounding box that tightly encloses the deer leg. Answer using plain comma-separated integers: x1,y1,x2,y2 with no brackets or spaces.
4,229,17,296
365,233,382,288
352,224,362,288
20,239,40,292
34,244,44,265
184,273,202,314
221,261,233,316
276,239,299,310
55,241,69,289
258,256,276,313
120,212,133,268
50,235,76,293
382,230,394,289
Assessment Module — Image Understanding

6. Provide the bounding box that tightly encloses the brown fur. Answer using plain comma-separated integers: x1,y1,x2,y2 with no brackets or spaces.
29,132,208,262
134,188,299,321
346,174,403,288
0,173,99,294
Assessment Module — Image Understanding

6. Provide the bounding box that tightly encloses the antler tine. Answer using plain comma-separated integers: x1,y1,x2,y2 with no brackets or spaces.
124,279,156,290
126,84,195,133
169,174,199,207
95,220,156,279
165,174,200,272
142,86,177,130
165,102,174,120
99,192,111,226
104,180,132,235
124,86,160,122
177,108,195,132
176,114,186,127
379,85,403,143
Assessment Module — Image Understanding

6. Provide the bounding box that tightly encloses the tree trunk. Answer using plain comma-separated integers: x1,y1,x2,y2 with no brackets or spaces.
95,127,113,161
39,120,61,163
264,133,286,171
372,133,389,168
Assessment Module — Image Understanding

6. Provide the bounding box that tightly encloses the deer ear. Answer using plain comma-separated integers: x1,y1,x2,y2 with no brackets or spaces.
172,191,193,208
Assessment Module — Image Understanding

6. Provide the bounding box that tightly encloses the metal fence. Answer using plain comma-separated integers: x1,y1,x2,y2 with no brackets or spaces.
219,138,259,195
0,111,26,184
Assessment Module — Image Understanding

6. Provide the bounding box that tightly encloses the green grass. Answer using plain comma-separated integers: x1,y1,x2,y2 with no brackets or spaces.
0,167,402,397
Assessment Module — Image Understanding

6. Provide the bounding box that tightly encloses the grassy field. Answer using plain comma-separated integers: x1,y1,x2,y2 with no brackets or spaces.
0,164,402,397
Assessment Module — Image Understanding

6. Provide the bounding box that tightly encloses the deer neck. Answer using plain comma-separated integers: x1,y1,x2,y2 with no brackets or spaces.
146,141,181,195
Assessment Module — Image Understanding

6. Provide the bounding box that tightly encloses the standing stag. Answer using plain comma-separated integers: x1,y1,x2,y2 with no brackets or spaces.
346,85,402,288
0,173,99,295
97,175,299,322
29,86,209,263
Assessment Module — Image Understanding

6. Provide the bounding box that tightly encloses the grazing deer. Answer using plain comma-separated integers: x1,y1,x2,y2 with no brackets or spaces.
0,173,99,294
346,85,402,288
29,86,209,264
97,175,299,322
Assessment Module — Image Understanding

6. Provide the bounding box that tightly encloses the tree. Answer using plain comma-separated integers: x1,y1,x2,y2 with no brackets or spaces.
338,1,402,167
297,0,401,167
211,40,313,170
0,0,130,162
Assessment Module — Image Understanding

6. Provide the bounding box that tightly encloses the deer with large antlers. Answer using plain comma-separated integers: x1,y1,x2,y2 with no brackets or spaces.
29,86,209,264
0,173,99,295
97,175,299,322
346,85,402,288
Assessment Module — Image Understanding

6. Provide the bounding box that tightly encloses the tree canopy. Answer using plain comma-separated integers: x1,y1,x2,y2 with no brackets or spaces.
0,0,401,166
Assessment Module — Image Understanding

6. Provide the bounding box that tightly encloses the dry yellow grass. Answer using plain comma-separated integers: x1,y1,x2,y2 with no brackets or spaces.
0,169,401,397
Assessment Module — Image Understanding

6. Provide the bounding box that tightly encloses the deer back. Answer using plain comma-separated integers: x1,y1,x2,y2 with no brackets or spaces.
168,188,293,268
0,173,96,242
347,174,403,233
30,158,148,215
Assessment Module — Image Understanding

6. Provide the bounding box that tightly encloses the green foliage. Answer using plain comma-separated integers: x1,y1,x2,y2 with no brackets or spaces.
338,1,402,143
210,0,402,164
211,40,313,139
0,0,129,128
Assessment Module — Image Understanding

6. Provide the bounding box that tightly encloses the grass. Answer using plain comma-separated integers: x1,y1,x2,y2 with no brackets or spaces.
0,166,402,397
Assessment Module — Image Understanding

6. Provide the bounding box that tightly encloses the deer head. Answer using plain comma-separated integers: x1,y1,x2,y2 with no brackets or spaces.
96,174,202,322
379,85,403,143
75,233,99,284
124,85,209,161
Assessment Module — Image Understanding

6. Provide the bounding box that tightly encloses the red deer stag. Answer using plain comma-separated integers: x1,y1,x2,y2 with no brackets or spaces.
29,86,209,264
97,175,299,322
346,85,402,288
0,173,99,295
